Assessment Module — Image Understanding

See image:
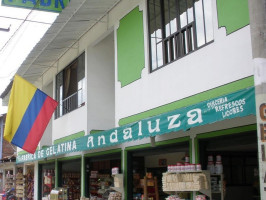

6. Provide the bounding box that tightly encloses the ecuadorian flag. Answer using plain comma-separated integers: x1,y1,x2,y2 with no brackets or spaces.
4,75,58,154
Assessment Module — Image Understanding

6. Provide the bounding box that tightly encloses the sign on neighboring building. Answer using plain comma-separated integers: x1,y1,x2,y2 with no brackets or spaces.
2,0,70,12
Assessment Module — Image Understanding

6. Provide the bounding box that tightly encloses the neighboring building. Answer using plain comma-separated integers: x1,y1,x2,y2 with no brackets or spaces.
0,0,265,200
0,114,16,193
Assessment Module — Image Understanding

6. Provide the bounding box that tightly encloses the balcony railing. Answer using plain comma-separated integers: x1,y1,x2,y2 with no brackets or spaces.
55,89,85,119
163,22,196,64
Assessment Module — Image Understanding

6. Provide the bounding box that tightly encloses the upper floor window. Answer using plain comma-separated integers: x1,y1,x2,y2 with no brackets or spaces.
55,52,85,119
148,0,213,71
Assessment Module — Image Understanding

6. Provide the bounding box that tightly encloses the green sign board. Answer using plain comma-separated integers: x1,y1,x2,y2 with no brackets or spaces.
2,0,70,12
16,87,256,163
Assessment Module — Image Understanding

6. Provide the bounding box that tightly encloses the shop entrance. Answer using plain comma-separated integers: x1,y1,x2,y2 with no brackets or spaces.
85,152,121,199
58,158,81,200
126,140,190,200
38,162,55,199
198,130,259,200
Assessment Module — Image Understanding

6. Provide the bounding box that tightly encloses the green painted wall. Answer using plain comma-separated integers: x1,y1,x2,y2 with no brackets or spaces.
117,7,145,87
54,131,85,144
119,76,254,126
216,0,250,35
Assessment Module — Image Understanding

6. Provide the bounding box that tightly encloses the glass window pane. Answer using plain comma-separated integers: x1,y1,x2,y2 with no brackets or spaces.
77,52,85,82
179,0,188,28
151,33,157,70
171,37,176,60
190,26,195,51
164,0,171,37
203,0,214,42
183,30,188,54
169,0,177,34
187,0,194,23
157,42,163,67
149,0,163,70
195,0,205,47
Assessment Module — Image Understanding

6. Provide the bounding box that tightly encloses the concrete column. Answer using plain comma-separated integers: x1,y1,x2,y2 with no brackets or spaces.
248,0,266,199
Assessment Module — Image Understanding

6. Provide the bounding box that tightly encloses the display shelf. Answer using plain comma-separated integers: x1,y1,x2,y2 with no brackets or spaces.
210,174,224,200
62,172,81,200
111,174,124,196
16,173,25,199
5,176,15,191
143,176,159,200
162,170,212,199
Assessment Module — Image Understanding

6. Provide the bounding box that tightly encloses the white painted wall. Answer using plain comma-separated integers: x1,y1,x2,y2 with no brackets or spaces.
114,0,254,123
87,33,115,132
44,0,253,140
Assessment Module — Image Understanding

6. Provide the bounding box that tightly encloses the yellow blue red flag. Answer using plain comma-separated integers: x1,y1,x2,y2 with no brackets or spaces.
4,75,58,154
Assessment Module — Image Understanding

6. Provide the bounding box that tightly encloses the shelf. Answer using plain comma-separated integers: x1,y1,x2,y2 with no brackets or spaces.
165,170,203,174
162,170,212,199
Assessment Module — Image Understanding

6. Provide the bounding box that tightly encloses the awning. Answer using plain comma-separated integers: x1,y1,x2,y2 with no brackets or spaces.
16,87,256,163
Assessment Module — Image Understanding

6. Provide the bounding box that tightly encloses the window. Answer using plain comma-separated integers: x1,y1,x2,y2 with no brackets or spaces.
148,0,213,71
55,52,85,118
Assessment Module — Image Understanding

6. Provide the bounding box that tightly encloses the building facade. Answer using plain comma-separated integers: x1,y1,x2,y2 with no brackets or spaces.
0,0,265,200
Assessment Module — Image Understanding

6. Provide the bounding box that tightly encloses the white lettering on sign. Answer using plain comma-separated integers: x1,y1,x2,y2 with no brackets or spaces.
123,128,132,140
87,136,94,148
187,109,203,125
147,119,160,133
98,135,106,146
168,114,181,129
110,130,118,143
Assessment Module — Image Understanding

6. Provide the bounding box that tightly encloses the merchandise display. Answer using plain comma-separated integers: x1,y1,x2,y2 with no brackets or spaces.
162,172,208,191
25,169,34,200
142,173,159,200
89,171,112,199
50,187,68,200
15,171,25,199
4,170,15,191
62,172,81,200
43,169,55,197
108,192,122,200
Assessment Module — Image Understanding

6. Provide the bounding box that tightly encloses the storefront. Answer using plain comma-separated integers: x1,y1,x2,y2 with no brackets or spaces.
196,125,259,200
14,87,258,200
125,137,190,200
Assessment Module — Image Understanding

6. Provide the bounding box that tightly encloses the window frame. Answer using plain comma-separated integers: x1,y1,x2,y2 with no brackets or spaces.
147,0,214,73
55,52,85,119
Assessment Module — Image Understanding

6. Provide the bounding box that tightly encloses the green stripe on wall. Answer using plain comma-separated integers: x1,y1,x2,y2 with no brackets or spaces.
54,131,85,144
119,76,254,126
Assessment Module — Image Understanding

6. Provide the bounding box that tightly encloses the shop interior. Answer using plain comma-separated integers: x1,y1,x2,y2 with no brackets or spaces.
126,141,190,200
39,163,55,199
198,130,259,200
85,152,121,200
58,158,81,200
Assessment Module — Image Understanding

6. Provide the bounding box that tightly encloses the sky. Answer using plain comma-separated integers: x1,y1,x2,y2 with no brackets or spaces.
0,3,58,114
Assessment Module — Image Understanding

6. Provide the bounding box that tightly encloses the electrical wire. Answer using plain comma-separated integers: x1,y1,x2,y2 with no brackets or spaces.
0,0,41,53
0,15,53,25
